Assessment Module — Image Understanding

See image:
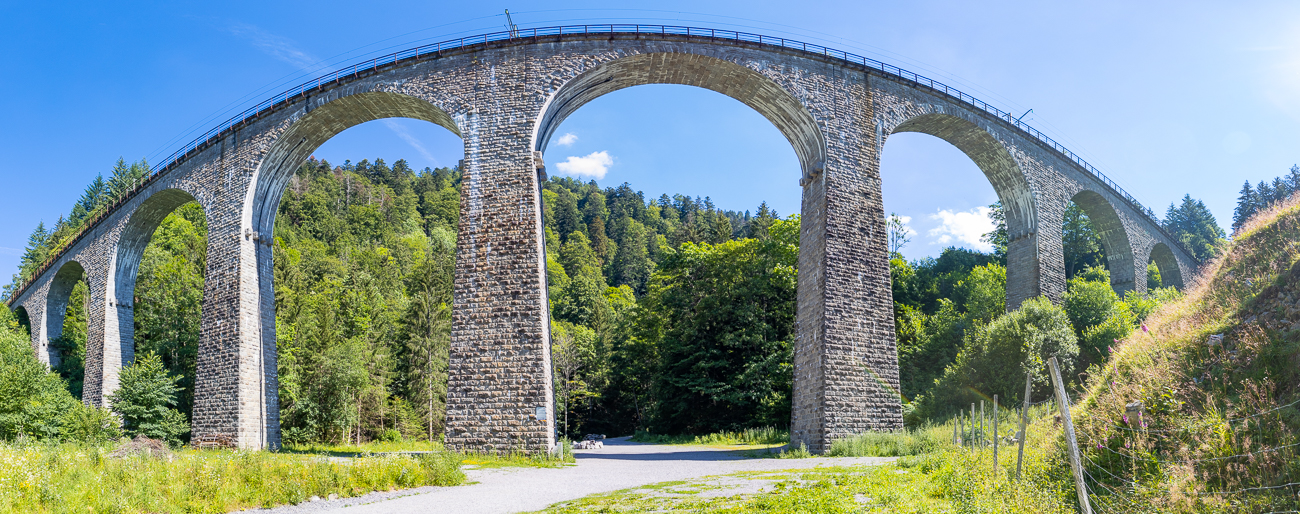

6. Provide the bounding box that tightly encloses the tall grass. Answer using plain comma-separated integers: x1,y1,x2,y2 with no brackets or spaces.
827,425,945,457
0,440,464,513
630,426,788,446
1067,193,1300,512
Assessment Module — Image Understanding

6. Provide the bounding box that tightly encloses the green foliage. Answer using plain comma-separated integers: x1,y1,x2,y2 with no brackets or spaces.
640,219,798,434
1164,193,1227,261
108,353,190,445
1062,202,1106,279
1146,260,1163,290
894,260,1006,402
50,280,88,399
0,319,78,441
918,297,1079,417
134,202,207,415
58,403,123,444
1063,266,1119,338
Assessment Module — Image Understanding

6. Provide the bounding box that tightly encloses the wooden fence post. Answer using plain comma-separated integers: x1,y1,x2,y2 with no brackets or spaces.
993,394,999,477
1017,371,1032,480
1049,356,1092,514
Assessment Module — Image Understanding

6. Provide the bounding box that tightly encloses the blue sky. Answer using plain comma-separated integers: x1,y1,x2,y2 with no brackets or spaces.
1,1,1297,278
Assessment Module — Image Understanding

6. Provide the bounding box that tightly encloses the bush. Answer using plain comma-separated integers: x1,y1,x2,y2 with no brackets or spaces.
1080,303,1135,370
918,297,1079,417
1063,266,1118,337
0,321,78,441
59,403,122,444
109,352,190,445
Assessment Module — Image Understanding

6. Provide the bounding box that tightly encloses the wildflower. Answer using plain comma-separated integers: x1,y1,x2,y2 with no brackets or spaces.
1123,415,1129,424
1142,325,1149,333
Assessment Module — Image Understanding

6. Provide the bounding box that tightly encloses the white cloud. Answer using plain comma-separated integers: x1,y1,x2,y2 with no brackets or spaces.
554,151,613,179
0,247,21,256
928,206,994,251
228,23,318,70
382,119,439,166
555,133,578,147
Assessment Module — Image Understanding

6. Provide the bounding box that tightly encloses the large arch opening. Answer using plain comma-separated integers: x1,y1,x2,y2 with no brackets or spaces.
1068,190,1136,293
534,53,812,441
879,119,1027,409
1149,242,1184,290
45,260,87,399
116,189,209,420
251,91,465,446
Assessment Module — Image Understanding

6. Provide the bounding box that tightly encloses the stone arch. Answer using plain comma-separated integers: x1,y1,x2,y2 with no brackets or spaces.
1149,242,1184,290
887,113,1037,308
111,188,206,372
1069,190,1137,294
45,260,86,367
247,91,460,239
535,52,826,181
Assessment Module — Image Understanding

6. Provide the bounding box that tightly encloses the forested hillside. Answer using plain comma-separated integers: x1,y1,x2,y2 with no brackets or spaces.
6,155,1234,445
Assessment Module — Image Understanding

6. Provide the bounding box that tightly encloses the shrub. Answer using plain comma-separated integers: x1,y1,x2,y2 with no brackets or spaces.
109,352,190,445
59,403,122,444
1080,303,1135,370
1063,267,1118,337
918,297,1079,416
0,322,77,441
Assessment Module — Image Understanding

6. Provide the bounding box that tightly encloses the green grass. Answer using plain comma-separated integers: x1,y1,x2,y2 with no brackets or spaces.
284,438,445,455
0,439,464,513
285,438,575,468
630,426,789,446
537,413,1075,513
826,424,948,457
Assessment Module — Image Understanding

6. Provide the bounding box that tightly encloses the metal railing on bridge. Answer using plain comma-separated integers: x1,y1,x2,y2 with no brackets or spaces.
5,24,1190,304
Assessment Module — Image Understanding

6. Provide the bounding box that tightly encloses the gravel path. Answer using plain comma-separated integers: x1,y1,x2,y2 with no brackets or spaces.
249,437,895,514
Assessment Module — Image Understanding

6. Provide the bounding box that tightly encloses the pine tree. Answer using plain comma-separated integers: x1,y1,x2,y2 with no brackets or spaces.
1233,181,1257,232
1257,180,1273,208
19,222,50,278
748,202,775,240
1164,194,1226,261
1287,164,1300,194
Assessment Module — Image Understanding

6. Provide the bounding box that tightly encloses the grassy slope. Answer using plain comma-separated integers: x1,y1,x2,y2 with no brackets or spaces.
1073,196,1300,512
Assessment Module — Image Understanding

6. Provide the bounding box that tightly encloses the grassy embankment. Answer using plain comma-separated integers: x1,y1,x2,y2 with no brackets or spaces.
1068,194,1300,512
0,438,573,513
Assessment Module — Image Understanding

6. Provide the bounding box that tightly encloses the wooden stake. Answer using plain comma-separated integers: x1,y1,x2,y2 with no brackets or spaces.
1017,371,1032,480
970,403,976,447
1049,356,1092,514
993,394,999,477
980,400,986,448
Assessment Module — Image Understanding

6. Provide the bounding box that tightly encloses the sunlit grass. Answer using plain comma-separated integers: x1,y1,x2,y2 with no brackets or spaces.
0,439,464,513
630,426,789,446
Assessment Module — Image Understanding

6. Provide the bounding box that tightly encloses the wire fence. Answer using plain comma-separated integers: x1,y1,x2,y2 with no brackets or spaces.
4,23,1194,305
1067,387,1300,513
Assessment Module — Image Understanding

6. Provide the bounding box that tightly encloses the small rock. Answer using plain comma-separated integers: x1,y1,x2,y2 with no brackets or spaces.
1206,334,1223,346
328,493,338,501
309,496,321,502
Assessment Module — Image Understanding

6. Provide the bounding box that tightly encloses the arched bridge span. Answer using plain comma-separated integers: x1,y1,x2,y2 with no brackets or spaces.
6,25,1197,453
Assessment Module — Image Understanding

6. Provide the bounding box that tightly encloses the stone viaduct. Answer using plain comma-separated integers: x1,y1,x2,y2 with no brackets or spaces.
6,25,1197,454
